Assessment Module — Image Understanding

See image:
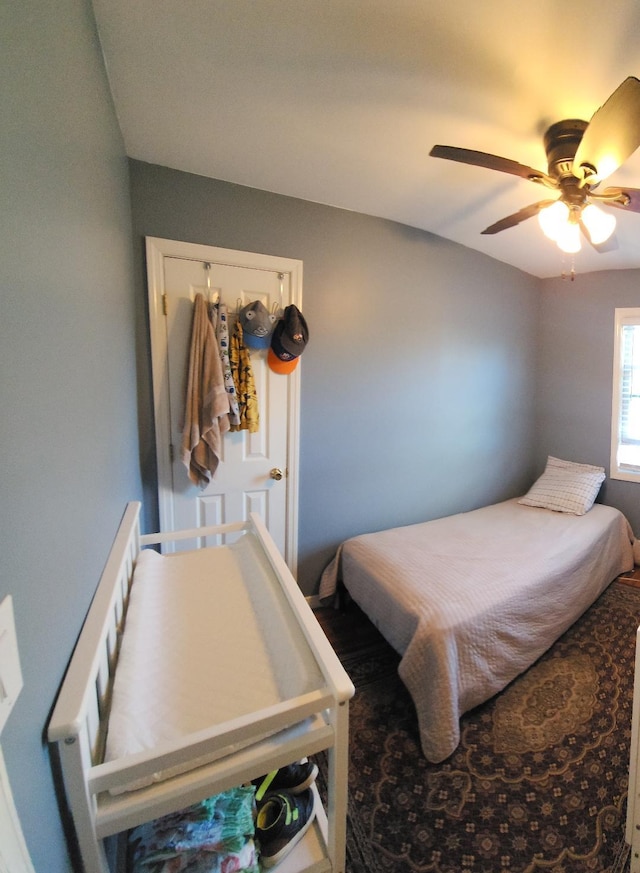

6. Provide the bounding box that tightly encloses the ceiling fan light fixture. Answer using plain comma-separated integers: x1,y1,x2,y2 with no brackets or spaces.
581,203,616,244
430,78,640,264
556,220,581,253
538,200,570,241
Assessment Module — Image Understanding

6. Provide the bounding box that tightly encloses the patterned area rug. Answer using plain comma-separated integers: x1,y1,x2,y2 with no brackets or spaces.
316,581,640,873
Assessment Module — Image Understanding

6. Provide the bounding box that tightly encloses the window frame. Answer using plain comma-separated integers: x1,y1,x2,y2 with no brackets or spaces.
611,307,640,482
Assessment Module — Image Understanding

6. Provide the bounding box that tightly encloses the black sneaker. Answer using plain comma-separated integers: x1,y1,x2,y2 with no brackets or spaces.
256,788,317,868
252,759,318,803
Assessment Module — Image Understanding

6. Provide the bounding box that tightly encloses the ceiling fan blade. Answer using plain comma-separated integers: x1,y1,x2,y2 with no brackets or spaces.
594,186,640,213
429,145,554,186
573,76,640,184
481,200,556,235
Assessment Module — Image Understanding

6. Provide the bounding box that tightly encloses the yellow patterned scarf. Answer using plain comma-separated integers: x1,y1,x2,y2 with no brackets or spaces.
229,320,259,433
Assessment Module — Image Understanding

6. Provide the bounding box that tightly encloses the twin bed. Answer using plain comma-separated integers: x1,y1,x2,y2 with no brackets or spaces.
320,458,636,763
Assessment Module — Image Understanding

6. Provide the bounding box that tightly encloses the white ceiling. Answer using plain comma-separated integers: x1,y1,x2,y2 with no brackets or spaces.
92,0,640,279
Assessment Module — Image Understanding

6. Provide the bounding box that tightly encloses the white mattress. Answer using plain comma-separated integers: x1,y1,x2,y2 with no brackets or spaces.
104,531,322,791
320,499,635,762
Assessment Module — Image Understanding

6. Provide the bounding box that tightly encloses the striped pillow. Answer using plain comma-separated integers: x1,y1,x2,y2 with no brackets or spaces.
518,456,605,516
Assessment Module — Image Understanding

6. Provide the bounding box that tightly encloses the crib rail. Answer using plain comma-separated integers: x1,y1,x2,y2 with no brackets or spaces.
94,713,335,837
48,502,141,753
139,518,248,547
47,502,141,873
248,512,355,704
88,689,332,797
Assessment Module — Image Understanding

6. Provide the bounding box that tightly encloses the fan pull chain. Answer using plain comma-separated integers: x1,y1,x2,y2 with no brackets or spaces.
561,254,576,282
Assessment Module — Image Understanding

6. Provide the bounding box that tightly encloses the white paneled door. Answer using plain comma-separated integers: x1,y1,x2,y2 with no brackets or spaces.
146,238,302,569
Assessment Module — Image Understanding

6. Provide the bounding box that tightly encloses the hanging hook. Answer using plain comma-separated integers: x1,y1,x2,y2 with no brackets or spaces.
204,262,212,301
277,273,285,316
204,262,220,303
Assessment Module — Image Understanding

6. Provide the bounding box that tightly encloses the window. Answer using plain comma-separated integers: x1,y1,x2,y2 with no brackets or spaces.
611,308,640,481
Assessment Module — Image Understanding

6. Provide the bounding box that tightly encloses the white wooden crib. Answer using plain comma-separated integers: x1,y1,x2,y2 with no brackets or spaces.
48,503,354,873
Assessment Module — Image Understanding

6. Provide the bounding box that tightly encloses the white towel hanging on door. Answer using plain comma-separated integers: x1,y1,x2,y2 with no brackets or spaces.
181,293,230,486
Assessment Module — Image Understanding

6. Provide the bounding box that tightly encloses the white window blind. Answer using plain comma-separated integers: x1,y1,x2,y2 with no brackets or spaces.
611,308,640,480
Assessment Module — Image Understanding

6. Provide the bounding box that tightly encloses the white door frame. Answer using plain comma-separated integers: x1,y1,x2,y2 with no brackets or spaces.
145,237,302,570
0,746,35,873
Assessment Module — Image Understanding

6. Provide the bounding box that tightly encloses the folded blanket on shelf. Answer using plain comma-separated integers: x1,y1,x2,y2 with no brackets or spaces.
128,786,259,873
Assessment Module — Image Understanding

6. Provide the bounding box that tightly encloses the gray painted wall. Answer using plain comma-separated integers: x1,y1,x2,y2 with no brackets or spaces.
1,1,142,869
129,161,541,594
537,269,640,535
4,4,638,868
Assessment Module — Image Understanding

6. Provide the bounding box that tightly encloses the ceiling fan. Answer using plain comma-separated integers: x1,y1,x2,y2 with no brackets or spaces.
430,77,640,253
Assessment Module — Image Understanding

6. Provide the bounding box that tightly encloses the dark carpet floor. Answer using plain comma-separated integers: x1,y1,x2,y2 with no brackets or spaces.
314,580,640,873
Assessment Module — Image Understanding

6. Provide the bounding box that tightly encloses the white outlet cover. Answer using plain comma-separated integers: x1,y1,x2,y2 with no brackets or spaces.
0,597,24,735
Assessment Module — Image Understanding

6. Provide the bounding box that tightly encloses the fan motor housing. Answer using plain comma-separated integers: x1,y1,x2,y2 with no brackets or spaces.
544,119,588,181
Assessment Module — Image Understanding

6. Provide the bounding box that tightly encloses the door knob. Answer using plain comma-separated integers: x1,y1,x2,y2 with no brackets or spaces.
270,467,284,481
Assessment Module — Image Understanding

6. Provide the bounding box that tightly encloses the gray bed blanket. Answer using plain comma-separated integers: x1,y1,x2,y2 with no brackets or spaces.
320,499,634,762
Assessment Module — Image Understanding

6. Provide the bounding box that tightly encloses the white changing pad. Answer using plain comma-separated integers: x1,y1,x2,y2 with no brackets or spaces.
104,531,323,791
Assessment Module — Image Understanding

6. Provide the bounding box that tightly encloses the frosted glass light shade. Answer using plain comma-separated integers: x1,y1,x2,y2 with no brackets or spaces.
582,203,616,245
538,200,570,240
556,221,581,253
